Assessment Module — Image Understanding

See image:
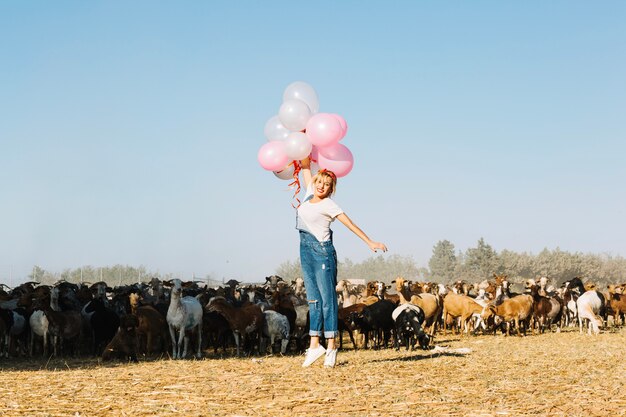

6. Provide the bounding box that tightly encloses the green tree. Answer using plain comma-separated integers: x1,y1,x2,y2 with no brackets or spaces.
464,238,499,281
428,240,457,283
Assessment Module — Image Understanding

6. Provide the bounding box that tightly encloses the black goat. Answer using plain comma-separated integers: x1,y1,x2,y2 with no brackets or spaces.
392,303,430,350
85,298,120,356
349,299,396,349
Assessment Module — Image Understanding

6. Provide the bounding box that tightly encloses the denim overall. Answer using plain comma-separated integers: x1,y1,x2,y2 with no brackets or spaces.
299,229,339,338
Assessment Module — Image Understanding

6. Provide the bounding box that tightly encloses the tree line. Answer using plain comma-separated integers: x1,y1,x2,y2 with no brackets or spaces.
16,238,626,289
25,265,221,287
277,237,626,288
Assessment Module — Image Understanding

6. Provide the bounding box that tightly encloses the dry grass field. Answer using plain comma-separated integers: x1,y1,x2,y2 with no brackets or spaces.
0,327,624,417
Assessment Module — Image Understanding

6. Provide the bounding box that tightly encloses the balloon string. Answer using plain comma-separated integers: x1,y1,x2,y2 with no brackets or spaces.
289,160,301,209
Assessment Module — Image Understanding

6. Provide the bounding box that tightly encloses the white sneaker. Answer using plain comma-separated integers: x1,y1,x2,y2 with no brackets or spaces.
302,345,326,367
323,349,337,368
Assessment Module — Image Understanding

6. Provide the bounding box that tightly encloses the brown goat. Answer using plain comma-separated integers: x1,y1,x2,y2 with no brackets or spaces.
607,289,626,326
42,287,82,357
482,294,534,337
442,292,485,336
206,296,264,356
355,281,382,305
102,314,139,362
528,285,562,334
44,307,82,357
129,293,169,355
338,303,367,349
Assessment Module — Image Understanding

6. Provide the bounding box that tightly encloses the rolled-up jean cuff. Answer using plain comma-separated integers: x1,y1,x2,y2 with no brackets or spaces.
308,331,338,339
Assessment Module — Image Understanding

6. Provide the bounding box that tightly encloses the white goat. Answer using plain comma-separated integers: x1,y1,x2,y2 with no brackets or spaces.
29,311,49,356
336,280,357,308
576,290,605,335
293,277,306,299
166,279,203,359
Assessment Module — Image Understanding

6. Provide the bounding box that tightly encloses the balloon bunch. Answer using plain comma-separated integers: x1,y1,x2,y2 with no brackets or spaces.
257,82,354,180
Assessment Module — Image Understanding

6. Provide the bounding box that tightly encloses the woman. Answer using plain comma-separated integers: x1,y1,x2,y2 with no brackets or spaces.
297,157,387,368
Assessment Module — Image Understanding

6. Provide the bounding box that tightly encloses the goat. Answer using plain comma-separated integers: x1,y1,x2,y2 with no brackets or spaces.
453,280,471,296
264,275,284,291
607,286,626,326
102,314,139,362
338,303,366,350
442,292,486,335
7,308,27,357
576,290,605,335
44,288,82,356
292,304,309,353
206,296,264,357
336,279,357,308
482,294,534,337
85,298,120,356
376,281,399,304
349,299,396,349
560,283,579,327
129,292,169,356
526,283,563,333
0,308,13,357
165,279,203,359
267,288,296,340
392,303,430,350
567,277,586,296
29,309,50,357
202,310,231,354
392,277,441,337
355,281,383,305
527,284,554,334
261,310,290,355
292,277,306,300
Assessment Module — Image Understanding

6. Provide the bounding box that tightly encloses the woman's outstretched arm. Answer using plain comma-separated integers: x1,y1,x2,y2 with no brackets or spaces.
300,157,313,188
336,213,388,253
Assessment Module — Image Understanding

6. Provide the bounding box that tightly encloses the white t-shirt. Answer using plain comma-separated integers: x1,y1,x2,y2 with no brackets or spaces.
296,183,344,242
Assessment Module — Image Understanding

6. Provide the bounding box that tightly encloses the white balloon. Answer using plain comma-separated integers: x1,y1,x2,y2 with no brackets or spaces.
284,132,313,160
278,99,311,131
273,162,295,180
264,115,290,142
283,81,320,114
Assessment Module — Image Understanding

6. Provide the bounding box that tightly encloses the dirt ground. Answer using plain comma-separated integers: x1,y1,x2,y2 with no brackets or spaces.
0,327,624,417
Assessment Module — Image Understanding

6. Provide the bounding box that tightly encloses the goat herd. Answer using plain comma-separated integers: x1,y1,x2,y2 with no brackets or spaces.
0,273,624,364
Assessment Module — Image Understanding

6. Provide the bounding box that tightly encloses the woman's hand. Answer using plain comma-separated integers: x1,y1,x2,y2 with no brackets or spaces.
337,213,388,253
300,157,311,169
368,241,388,253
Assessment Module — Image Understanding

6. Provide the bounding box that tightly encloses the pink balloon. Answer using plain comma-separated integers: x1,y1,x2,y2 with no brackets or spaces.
332,114,348,140
258,141,289,171
310,146,319,163
305,113,343,148
317,143,354,178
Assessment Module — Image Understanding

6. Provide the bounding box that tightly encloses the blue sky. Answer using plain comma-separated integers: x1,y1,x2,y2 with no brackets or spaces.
1,1,625,285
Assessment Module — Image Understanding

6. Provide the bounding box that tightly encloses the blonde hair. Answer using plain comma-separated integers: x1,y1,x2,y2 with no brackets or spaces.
312,169,337,196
